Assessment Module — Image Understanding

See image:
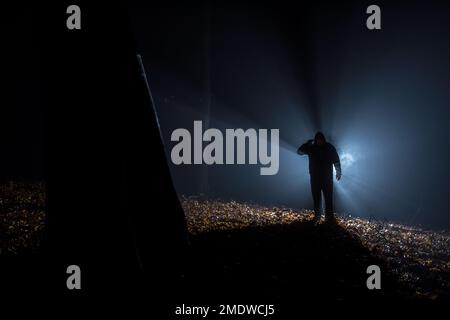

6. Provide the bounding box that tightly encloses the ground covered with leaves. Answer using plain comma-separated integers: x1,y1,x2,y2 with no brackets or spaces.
0,182,46,255
182,197,450,301
1,183,448,302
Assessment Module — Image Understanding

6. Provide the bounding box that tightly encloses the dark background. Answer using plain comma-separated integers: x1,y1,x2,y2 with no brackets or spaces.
2,0,450,231
1,5,45,181
129,0,450,229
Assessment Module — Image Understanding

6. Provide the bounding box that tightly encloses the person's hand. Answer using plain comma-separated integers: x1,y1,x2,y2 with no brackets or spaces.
336,172,342,181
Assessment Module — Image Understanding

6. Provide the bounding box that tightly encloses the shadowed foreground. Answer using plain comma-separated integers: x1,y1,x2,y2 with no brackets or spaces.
1,185,449,309
176,198,449,311
175,220,405,313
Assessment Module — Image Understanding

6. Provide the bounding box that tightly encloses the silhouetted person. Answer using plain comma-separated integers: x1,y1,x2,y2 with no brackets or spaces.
298,132,341,223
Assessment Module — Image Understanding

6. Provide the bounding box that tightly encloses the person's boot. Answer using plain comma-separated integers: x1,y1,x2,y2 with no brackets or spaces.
325,213,337,225
312,213,321,225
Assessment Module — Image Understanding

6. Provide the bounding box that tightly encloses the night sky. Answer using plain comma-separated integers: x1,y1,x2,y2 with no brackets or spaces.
129,0,450,229
4,1,450,229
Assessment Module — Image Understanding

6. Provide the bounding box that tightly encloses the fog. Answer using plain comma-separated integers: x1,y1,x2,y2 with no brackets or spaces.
130,0,450,229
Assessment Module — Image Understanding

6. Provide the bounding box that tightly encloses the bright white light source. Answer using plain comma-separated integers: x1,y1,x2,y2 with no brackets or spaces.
340,152,355,168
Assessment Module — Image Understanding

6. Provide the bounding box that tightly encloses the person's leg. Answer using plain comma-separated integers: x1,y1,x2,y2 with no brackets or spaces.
323,178,334,220
310,177,322,219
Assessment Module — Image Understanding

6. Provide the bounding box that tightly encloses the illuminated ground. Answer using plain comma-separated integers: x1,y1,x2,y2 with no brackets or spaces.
182,197,450,301
1,184,448,302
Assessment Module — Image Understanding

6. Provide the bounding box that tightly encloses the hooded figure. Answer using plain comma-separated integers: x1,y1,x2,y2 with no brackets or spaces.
298,132,341,222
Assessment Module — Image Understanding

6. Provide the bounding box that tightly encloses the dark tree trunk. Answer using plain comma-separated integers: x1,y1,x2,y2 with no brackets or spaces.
36,2,189,302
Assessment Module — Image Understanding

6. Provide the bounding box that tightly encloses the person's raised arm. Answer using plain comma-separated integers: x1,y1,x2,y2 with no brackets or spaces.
297,139,314,155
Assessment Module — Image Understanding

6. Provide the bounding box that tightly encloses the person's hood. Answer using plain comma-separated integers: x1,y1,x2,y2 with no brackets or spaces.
314,131,326,142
